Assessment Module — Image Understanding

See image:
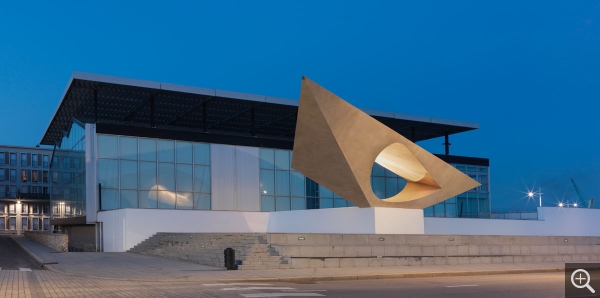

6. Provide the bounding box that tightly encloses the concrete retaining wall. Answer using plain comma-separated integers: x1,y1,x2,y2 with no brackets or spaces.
24,231,68,252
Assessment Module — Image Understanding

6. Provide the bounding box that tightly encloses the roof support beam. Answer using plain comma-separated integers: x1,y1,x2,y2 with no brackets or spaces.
164,95,213,126
121,90,161,122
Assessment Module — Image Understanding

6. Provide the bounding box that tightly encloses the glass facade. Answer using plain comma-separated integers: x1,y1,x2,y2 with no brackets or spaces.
97,135,211,211
424,164,490,218
50,122,86,219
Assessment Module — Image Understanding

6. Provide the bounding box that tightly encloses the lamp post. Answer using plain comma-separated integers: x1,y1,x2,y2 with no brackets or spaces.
527,188,543,207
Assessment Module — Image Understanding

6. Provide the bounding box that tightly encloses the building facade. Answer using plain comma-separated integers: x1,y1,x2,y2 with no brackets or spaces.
40,72,490,251
0,145,53,234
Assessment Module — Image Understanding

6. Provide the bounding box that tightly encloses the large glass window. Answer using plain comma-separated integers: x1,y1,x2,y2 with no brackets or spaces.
98,134,211,211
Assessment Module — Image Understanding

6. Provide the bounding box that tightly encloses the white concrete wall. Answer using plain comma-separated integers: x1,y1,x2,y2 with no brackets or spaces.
98,209,270,252
425,207,600,236
235,146,260,211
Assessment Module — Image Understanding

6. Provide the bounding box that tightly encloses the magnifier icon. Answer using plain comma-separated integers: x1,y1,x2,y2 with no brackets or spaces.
572,269,595,293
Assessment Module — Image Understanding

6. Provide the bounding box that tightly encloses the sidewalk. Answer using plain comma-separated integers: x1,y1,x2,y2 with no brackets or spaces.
12,235,573,283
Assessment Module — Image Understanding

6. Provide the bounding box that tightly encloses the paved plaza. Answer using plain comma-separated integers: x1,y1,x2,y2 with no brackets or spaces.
0,235,578,297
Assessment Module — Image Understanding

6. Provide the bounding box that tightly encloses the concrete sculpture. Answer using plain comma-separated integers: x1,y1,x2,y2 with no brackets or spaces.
291,77,480,209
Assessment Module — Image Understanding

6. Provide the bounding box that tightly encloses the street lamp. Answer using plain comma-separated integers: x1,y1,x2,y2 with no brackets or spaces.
526,188,543,207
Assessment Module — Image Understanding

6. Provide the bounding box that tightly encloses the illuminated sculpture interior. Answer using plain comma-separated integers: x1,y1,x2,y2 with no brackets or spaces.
291,77,480,209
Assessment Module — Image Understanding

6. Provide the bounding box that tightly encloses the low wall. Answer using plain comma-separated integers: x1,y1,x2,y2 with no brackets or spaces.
24,231,68,252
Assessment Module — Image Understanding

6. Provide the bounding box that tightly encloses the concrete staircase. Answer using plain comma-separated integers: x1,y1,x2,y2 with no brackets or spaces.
129,233,600,270
128,233,290,270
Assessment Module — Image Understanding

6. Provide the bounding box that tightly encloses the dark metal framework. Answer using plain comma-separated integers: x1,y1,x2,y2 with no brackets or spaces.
41,75,479,150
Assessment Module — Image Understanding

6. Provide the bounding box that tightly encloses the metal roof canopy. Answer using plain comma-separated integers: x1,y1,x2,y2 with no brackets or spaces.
40,72,479,147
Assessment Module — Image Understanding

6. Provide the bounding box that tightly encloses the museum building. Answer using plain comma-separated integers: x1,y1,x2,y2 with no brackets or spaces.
41,72,489,251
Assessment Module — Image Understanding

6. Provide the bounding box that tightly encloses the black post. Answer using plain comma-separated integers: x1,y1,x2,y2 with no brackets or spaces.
444,131,450,155
203,102,208,133
251,107,256,137
411,127,415,142
150,96,155,128
94,89,98,123
224,247,236,270
98,183,102,210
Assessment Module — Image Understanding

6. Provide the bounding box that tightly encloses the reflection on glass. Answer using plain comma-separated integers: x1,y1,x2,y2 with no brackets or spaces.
101,189,119,210
194,143,210,165
158,190,176,209
177,192,193,209
194,165,210,193
120,137,138,160
98,159,119,188
275,150,290,170
260,149,274,169
158,163,175,190
98,135,118,158
276,197,290,211
194,193,211,210
320,198,333,209
120,190,138,208
176,164,193,192
291,171,305,196
291,197,306,210
176,141,193,164
140,190,158,209
139,138,157,161
261,196,275,212
157,140,175,162
139,162,157,190
120,160,138,189
275,171,290,196
260,169,274,195
334,198,347,208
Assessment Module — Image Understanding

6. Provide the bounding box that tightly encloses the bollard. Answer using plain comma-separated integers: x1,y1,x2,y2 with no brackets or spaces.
224,248,236,270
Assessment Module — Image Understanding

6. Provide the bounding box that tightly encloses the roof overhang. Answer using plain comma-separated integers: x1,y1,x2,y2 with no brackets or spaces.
40,72,479,147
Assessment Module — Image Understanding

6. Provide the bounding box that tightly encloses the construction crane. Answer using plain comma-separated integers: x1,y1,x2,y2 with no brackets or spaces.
571,179,594,208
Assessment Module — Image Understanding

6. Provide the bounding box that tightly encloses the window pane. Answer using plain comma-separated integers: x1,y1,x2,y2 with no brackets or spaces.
177,192,193,209
334,198,347,208
260,169,274,196
101,189,119,210
291,171,305,196
120,190,138,209
320,198,333,209
275,170,290,196
445,196,457,204
158,191,176,209
372,163,385,176
176,141,193,163
158,163,175,190
371,177,385,199
120,160,138,189
276,197,290,211
139,138,156,161
319,185,333,198
139,162,157,190
275,150,290,170
468,197,478,215
445,203,456,217
157,140,175,162
261,196,275,212
194,165,211,193
97,135,118,159
259,148,274,169
139,190,158,209
457,196,467,217
424,206,434,216
194,193,211,210
176,164,193,192
291,197,306,210
119,136,138,160
98,159,118,189
193,143,210,165
385,177,398,198
434,203,445,217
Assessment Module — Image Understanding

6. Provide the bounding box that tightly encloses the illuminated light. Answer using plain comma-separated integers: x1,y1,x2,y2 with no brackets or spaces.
574,203,578,207
558,203,564,207
263,190,267,194
528,192,534,198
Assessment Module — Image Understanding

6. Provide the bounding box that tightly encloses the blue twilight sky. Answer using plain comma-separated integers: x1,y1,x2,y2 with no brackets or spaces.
1,1,599,212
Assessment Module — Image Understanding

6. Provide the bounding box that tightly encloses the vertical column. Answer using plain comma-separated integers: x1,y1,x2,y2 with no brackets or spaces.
444,131,450,155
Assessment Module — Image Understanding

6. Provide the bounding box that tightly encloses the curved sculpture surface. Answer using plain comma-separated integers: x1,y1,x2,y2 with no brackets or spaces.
291,77,480,209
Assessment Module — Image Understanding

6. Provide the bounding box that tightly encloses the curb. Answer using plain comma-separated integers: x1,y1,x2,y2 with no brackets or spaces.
8,236,566,283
